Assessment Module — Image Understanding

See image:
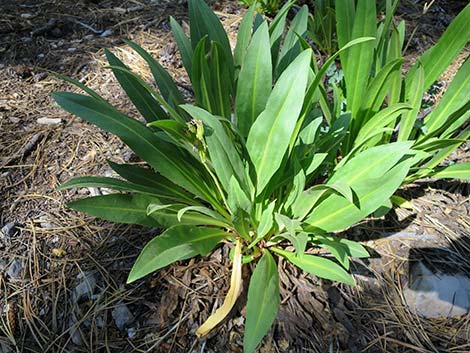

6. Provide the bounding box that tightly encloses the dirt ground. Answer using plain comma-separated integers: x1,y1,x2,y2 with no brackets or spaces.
1,0,469,352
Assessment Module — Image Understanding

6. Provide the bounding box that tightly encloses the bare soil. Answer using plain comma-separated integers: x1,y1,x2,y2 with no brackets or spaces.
1,1,469,352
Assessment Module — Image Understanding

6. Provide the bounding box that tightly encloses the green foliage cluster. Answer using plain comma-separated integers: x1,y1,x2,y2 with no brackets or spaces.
53,0,470,351
239,0,282,16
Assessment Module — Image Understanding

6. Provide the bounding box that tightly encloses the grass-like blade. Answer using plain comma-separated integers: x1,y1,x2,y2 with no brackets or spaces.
52,92,218,204
105,49,167,123
406,4,470,91
244,251,280,353
68,194,161,227
124,40,185,112
127,224,227,283
272,247,355,285
170,16,194,76
247,49,312,195
236,21,272,138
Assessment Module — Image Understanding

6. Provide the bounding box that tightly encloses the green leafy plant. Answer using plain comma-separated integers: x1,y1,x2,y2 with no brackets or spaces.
53,0,469,352
239,0,283,16
326,0,470,187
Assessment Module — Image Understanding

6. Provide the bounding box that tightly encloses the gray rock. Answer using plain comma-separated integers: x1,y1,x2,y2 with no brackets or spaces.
38,215,54,229
37,117,62,125
1,342,13,353
404,262,470,318
1,222,18,237
127,327,137,339
112,304,134,331
100,29,113,37
73,271,97,302
7,259,23,279
0,259,7,272
68,313,83,345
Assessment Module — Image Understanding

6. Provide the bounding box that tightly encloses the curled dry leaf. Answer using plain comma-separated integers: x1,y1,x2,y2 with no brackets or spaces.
196,239,243,337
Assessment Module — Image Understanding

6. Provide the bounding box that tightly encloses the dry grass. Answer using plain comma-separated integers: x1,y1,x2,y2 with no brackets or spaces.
1,1,470,352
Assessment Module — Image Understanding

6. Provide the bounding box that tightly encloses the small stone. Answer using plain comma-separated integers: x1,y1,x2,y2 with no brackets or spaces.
7,259,23,279
100,29,113,37
1,222,19,237
112,304,134,331
67,47,77,53
68,314,83,345
21,13,34,18
0,259,8,272
38,215,54,229
127,327,137,339
33,72,48,82
73,271,97,302
404,262,470,318
37,117,62,125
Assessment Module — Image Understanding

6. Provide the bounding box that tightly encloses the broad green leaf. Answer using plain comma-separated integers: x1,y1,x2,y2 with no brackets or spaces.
236,21,272,138
234,3,256,72
246,49,312,195
390,195,414,210
304,152,327,176
104,65,183,123
430,162,470,180
333,142,413,182
314,235,369,259
284,162,306,211
192,37,214,112
170,16,194,76
299,116,322,145
406,4,470,91
291,182,354,220
57,176,173,199
297,37,375,142
422,57,470,138
127,225,227,283
410,129,470,181
256,201,276,240
52,92,218,205
209,41,232,119
343,0,376,123
269,0,294,67
227,176,251,214
147,119,189,146
335,0,355,55
361,58,404,118
54,73,106,102
274,214,307,255
107,161,196,205
147,203,229,228
147,203,174,215
354,104,412,146
181,105,247,191
244,251,280,353
398,64,424,141
188,0,234,83
105,49,167,123
177,205,227,224
305,155,412,232
386,25,403,105
272,247,355,285
414,138,467,153
68,194,161,227
312,236,350,269
124,40,185,112
276,5,308,75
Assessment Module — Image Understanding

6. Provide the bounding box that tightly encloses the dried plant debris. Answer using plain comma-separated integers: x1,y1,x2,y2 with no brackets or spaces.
1,0,469,352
